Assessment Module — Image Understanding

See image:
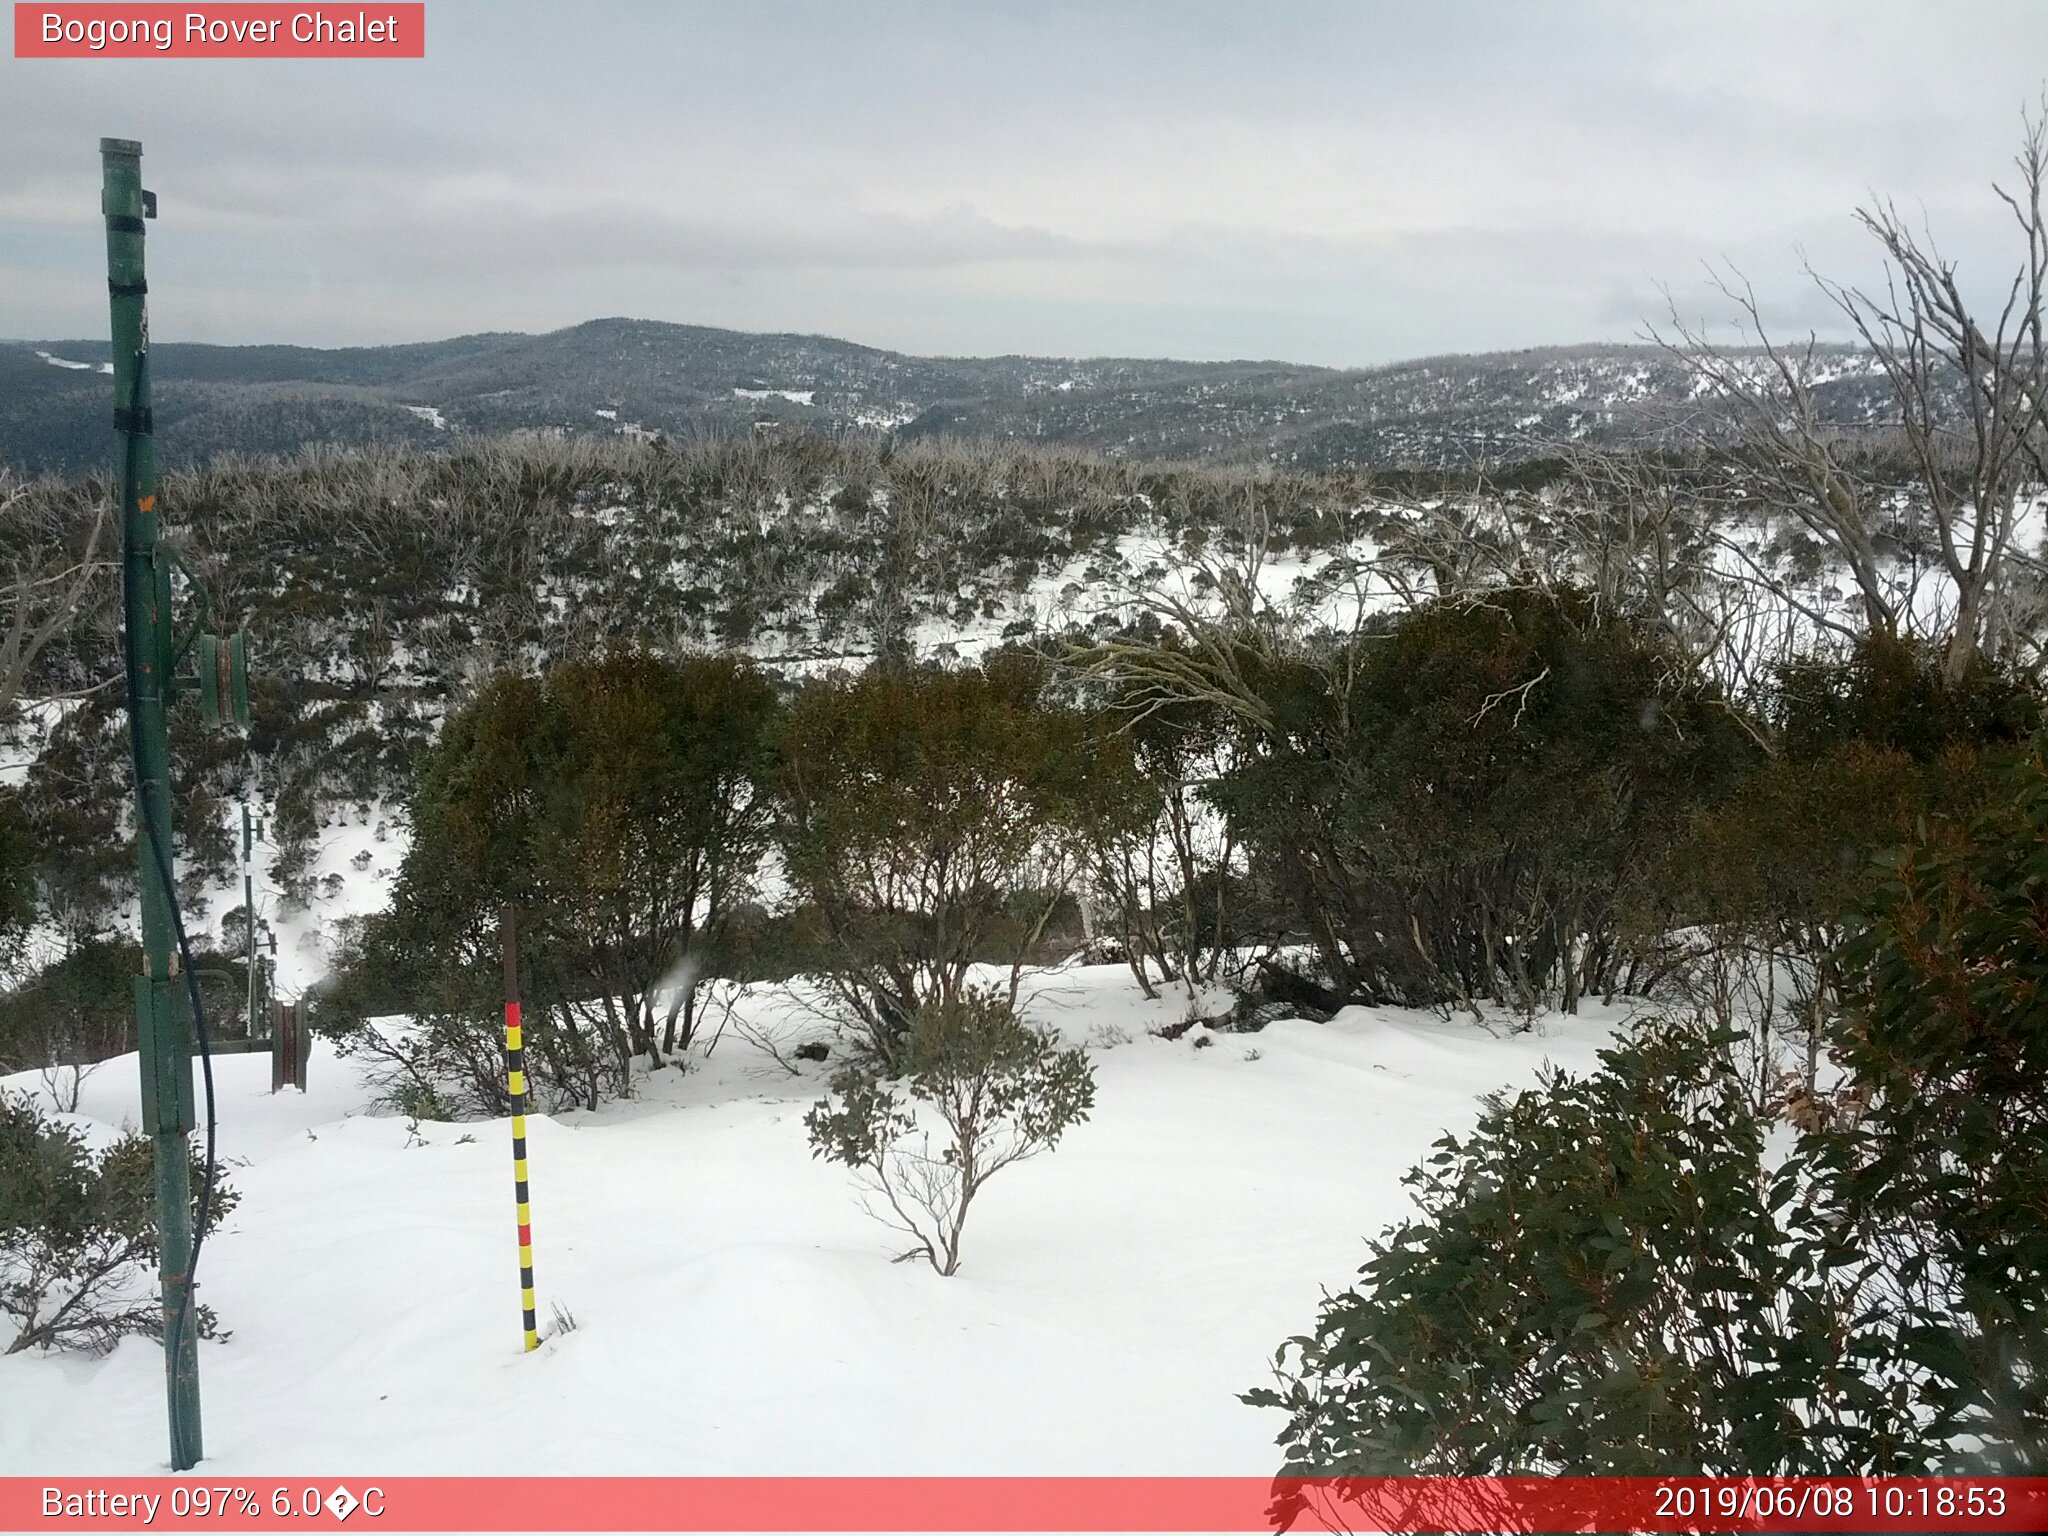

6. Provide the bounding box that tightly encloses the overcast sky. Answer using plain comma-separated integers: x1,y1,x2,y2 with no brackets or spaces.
3,2,2046,365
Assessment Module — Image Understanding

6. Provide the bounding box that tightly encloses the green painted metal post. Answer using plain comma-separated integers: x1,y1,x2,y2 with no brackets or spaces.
104,136,203,1471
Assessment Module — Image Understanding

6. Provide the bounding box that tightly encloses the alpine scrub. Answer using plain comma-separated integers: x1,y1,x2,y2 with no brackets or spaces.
1245,1016,1952,1477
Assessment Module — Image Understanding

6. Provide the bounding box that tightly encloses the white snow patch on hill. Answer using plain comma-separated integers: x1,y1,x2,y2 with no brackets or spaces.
35,350,112,374
851,402,920,430
0,964,1630,1475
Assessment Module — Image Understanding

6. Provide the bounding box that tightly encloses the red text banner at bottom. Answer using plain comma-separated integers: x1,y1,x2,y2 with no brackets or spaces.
9,1476,2047,1533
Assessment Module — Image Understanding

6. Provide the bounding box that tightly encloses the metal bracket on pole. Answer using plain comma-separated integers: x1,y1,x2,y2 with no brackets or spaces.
134,975,194,1136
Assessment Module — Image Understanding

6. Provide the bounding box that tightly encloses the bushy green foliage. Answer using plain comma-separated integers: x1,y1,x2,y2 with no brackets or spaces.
1776,636,2041,765
1245,1017,1950,1477
1082,668,1245,993
0,790,33,960
0,937,134,1074
805,990,1095,1276
1657,639,2043,1088
1665,743,1931,945
0,935,251,1076
3,687,247,939
1825,739,2048,1466
12,702,130,925
1250,740,2048,1477
776,651,1136,1057
1212,587,1752,1011
1670,638,2040,940
1,1091,237,1355
323,649,781,1113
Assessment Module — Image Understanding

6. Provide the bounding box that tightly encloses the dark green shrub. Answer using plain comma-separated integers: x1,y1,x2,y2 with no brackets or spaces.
323,649,782,1113
776,652,1135,1058
1670,638,2040,941
1,1091,237,1355
0,936,134,1075
0,790,33,958
1776,636,2040,765
13,701,130,925
1656,639,2043,1091
0,936,250,1076
1212,587,1753,1012
1250,739,2048,1479
1246,1016,1947,1477
1082,665,1245,995
1825,739,2048,1467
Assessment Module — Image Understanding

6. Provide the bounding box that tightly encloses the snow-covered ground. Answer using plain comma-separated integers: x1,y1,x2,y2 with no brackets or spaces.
0,965,1630,1475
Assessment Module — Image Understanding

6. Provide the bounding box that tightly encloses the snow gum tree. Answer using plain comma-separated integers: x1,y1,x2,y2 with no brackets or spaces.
1662,109,2048,684
0,468,106,724
775,651,1137,1061
325,649,781,1112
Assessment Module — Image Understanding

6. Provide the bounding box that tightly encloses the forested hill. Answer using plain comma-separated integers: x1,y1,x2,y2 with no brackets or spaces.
0,318,1898,477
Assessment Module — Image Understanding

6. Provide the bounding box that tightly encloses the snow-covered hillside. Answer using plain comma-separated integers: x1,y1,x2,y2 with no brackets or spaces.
0,324,1909,478
0,966,1628,1475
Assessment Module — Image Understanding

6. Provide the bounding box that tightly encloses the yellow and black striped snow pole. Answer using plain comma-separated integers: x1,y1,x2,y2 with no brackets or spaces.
502,905,539,1352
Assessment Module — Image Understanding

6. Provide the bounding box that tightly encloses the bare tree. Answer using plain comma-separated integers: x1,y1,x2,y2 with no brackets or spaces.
1819,108,2048,679
0,471,109,722
1660,106,2048,682
37,1058,99,1116
1072,487,1330,744
1658,285,1902,646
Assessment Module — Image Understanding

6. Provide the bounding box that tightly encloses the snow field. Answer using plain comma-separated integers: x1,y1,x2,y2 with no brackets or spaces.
0,965,1631,1475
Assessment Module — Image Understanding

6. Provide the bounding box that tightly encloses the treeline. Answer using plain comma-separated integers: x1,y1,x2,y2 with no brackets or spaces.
3,396,2038,1102
0,429,1368,908
0,417,1990,970
287,587,2039,1115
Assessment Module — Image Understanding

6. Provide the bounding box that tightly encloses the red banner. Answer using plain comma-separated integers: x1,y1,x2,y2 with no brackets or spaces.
13,5,424,58
4,1477,2046,1532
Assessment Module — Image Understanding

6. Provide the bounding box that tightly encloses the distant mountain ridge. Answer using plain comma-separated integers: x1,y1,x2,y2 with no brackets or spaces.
0,316,1896,477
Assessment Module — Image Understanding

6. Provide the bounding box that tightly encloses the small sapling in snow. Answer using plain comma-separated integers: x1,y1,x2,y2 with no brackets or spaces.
805,991,1094,1276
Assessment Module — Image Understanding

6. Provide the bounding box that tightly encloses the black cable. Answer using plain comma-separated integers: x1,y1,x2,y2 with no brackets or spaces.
118,350,219,1463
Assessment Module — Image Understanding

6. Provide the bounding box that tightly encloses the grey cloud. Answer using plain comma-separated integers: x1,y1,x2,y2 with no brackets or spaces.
3,1,2045,363
329,199,1084,277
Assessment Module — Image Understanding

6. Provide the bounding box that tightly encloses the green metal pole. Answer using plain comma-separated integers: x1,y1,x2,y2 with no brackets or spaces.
104,136,203,1471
